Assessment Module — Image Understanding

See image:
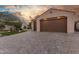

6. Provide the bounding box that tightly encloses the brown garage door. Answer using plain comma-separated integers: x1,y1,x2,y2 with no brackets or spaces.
40,16,67,32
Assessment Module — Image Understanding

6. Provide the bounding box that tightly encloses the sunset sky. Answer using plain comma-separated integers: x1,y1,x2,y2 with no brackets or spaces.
0,5,79,22
0,5,49,21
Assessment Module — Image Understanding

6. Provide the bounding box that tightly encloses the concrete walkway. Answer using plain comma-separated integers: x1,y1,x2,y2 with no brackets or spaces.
0,31,79,54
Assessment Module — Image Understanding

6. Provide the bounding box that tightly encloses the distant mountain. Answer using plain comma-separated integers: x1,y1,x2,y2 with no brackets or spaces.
0,11,14,15
0,11,21,22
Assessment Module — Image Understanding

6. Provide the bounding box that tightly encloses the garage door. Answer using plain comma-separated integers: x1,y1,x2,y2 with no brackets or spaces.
40,16,67,32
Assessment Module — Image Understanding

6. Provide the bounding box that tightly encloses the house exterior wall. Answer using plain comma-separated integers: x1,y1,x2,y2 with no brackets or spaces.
36,20,40,32
35,9,78,33
4,25,15,31
31,21,34,31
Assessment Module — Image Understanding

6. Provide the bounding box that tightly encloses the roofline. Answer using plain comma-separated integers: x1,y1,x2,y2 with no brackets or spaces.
35,8,75,20
51,8,75,13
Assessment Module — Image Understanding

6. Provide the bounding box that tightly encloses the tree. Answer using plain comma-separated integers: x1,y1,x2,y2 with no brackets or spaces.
14,22,22,32
23,26,26,29
4,21,22,32
27,22,32,29
0,23,5,31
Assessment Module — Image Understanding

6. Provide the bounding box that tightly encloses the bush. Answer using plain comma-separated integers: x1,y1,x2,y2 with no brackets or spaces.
0,23,5,30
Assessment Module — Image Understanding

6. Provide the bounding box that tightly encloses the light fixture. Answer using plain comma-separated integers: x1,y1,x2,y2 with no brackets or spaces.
57,16,61,19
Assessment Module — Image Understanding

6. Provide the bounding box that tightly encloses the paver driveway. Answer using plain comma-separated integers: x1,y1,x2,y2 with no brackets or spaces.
0,31,79,54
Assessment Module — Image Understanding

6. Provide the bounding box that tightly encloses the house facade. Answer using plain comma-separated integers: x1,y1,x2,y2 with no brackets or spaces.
3,25,15,31
32,8,79,33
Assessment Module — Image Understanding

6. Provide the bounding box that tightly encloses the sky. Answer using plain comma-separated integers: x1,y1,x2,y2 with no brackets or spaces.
17,5,49,20
0,5,79,22
0,5,50,21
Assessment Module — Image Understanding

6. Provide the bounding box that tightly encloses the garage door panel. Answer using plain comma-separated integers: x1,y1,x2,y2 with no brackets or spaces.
40,17,67,32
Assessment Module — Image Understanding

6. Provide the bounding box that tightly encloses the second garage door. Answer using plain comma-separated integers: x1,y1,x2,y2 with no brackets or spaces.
40,16,67,32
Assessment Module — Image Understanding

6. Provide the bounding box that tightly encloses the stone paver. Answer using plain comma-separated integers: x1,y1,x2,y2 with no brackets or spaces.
0,31,79,54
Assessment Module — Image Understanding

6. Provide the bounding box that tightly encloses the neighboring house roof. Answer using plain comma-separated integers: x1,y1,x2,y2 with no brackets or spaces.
34,8,75,20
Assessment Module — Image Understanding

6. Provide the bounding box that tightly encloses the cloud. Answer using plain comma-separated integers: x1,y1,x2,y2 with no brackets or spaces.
4,5,16,8
16,5,49,20
1,5,79,22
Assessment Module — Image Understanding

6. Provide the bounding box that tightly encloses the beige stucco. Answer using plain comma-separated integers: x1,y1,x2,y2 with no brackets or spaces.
31,21,34,31
34,9,79,33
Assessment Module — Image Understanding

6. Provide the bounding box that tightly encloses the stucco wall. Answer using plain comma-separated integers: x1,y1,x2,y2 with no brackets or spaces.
36,9,78,33
31,21,34,31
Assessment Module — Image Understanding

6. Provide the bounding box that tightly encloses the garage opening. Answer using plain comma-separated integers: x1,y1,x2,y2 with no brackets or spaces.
40,16,67,33
75,21,79,32
33,20,37,31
